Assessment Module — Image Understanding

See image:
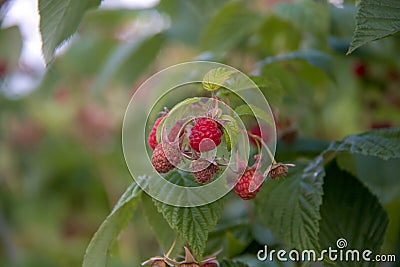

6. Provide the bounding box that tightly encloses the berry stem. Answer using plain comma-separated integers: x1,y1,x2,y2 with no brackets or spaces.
247,132,261,155
206,97,219,119
181,151,195,160
160,107,169,116
215,156,230,166
165,235,179,257
241,128,249,160
323,150,338,165
247,131,277,164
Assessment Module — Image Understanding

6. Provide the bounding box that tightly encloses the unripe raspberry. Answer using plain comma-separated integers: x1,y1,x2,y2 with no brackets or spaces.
189,118,222,152
190,159,219,184
234,169,263,200
168,122,183,142
148,115,165,149
151,143,181,173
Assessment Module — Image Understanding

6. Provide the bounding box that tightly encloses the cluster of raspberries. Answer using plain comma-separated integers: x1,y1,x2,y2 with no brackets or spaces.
148,113,264,200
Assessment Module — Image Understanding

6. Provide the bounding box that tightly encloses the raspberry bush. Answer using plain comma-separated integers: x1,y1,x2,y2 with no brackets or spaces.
1,1,400,267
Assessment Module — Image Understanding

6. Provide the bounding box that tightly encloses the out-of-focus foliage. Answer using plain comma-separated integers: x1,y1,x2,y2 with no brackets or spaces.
348,0,400,54
1,0,400,267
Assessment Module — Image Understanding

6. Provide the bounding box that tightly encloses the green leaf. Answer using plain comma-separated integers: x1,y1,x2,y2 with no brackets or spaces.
330,3,357,38
319,161,388,266
58,35,118,75
39,0,101,64
235,104,273,126
92,33,165,94
153,197,224,259
202,68,237,91
355,155,400,204
201,1,263,51
274,0,329,39
117,34,165,85
80,9,140,35
207,218,253,258
82,182,142,267
326,128,400,160
260,58,329,93
141,193,184,253
347,0,400,54
0,26,23,69
255,15,302,56
155,97,200,143
259,50,334,80
169,97,200,113
255,157,325,250
157,0,226,45
248,76,285,106
220,114,240,152
385,200,400,252
337,154,400,204
225,232,250,257
276,137,330,161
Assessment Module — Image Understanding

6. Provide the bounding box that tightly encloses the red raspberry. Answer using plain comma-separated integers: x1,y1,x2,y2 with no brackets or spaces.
151,143,181,173
189,118,222,152
148,115,165,149
234,169,264,200
249,125,270,146
370,121,392,129
353,60,367,78
0,60,7,78
190,159,219,184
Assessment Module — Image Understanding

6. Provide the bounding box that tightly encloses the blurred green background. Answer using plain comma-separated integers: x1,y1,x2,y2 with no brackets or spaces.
1,0,400,266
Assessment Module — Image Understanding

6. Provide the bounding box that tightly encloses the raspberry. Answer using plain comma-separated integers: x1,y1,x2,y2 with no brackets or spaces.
179,264,200,267
151,143,181,173
249,125,270,146
0,60,7,78
234,169,263,200
189,118,222,152
190,159,219,184
151,260,168,267
267,162,295,179
280,128,297,144
353,60,367,78
148,115,165,149
168,122,183,142
370,121,392,129
269,164,288,179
